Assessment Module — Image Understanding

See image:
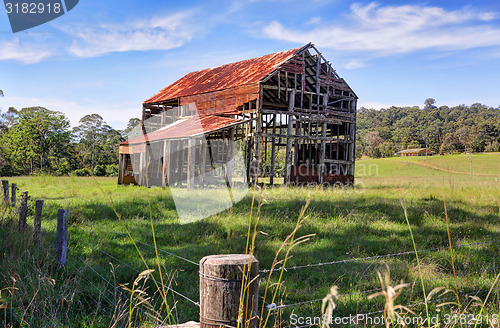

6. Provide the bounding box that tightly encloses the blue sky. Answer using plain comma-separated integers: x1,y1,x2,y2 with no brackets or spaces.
1,0,500,129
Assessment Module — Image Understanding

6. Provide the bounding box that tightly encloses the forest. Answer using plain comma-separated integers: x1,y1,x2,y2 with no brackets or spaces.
0,104,139,176
356,99,500,158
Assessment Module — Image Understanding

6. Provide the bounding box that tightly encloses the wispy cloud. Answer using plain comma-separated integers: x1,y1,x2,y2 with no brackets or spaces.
262,2,500,55
0,38,52,64
344,58,364,69
0,9,200,63
66,10,197,57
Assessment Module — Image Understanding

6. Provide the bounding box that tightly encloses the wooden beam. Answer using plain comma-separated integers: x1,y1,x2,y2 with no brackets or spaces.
138,152,144,186
199,139,207,187
226,128,235,188
284,90,295,186
316,53,321,95
173,141,181,187
261,133,353,142
252,85,264,186
277,70,281,98
162,140,170,187
262,101,288,109
144,144,151,187
118,154,124,185
324,159,355,165
270,114,277,185
318,96,328,184
261,108,354,122
187,138,194,190
263,85,355,99
301,52,305,108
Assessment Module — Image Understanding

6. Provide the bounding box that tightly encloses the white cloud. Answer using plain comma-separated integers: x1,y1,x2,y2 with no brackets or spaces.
262,3,500,55
306,17,322,25
0,38,52,64
67,11,196,57
0,10,199,63
344,59,364,69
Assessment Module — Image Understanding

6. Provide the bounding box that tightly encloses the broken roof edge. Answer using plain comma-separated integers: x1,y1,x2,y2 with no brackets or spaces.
120,115,253,146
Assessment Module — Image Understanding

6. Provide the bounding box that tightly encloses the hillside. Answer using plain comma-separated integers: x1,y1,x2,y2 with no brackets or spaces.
356,102,500,158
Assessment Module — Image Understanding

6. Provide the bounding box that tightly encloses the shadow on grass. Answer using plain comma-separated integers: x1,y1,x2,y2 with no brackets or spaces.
17,185,499,324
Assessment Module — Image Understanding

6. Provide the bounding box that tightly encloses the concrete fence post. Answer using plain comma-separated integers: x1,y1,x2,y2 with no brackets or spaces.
199,254,259,328
55,209,69,266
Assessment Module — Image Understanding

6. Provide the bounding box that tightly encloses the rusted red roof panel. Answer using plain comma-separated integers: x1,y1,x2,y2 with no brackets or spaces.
144,47,301,104
121,115,244,146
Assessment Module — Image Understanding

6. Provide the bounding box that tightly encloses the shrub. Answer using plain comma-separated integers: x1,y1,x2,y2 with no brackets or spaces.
93,164,106,176
105,164,119,177
56,159,71,176
71,168,91,176
485,140,500,152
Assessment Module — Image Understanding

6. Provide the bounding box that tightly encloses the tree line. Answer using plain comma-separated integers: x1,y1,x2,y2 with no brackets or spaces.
356,99,500,158
2,93,500,176
0,103,138,176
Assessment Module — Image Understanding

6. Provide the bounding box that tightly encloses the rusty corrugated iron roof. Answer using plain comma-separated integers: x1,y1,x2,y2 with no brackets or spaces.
121,115,245,145
144,47,302,104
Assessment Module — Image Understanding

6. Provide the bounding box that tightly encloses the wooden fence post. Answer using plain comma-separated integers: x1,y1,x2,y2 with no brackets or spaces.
18,191,28,232
33,199,44,246
55,209,69,266
11,183,16,207
2,180,8,204
199,254,259,328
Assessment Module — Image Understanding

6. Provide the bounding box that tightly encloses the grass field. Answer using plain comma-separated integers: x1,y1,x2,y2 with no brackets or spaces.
1,153,500,327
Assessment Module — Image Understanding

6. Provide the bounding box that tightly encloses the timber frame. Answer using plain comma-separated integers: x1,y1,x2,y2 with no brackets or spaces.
118,43,357,188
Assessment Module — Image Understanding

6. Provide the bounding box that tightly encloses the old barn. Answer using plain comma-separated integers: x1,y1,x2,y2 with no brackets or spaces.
118,43,357,188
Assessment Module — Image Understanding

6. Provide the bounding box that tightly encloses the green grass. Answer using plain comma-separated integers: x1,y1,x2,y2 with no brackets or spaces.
1,153,500,327
357,152,500,177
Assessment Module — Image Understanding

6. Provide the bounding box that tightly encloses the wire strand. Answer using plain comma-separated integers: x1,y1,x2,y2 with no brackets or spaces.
70,249,127,300
111,230,199,266
261,238,500,274
68,260,115,306
74,235,200,306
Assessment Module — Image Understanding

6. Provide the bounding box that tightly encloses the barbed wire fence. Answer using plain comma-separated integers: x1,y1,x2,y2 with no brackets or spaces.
2,179,500,327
